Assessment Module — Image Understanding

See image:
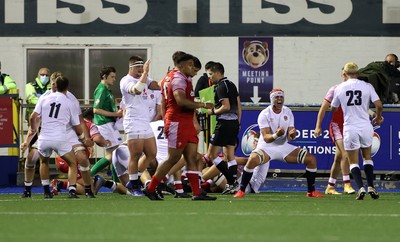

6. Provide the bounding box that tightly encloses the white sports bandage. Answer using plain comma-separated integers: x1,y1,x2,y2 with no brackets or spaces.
78,133,85,140
270,90,284,102
363,160,374,166
213,173,225,186
79,165,90,171
129,61,144,68
25,162,35,169
368,109,375,117
73,145,86,154
297,149,307,164
130,82,147,93
251,148,265,164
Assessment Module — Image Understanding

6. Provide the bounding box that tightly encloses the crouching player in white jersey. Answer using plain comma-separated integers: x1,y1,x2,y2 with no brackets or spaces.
110,142,155,193
21,76,83,198
331,62,383,200
234,88,324,198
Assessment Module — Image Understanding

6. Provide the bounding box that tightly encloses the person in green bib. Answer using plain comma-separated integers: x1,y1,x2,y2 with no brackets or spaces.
0,61,17,95
91,66,123,180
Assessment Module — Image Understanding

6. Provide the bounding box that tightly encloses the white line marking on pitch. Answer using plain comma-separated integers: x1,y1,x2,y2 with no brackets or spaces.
0,211,399,218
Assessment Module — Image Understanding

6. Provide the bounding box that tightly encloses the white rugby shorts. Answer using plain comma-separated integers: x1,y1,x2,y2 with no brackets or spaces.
343,125,373,150
38,139,73,157
97,122,123,148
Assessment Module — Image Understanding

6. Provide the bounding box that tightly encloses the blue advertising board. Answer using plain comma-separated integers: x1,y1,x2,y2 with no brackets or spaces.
237,108,400,172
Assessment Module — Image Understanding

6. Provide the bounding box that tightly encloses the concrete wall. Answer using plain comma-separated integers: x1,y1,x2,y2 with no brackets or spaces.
0,36,398,104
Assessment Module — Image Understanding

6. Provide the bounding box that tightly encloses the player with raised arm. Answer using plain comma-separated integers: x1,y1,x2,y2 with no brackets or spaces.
119,56,160,196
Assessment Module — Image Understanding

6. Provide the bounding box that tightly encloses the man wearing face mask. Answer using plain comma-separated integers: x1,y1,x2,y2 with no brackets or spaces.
25,67,51,123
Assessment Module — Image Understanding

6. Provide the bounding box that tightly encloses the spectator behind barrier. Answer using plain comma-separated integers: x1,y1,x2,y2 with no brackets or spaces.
358,53,400,104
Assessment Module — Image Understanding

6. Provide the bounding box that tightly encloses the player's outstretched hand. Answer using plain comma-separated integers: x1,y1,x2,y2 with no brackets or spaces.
143,59,151,73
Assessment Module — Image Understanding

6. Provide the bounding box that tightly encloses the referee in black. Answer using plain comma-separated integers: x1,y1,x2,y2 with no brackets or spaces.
203,62,242,194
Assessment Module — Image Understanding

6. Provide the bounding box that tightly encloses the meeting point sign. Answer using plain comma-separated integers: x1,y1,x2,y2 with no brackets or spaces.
1,0,399,36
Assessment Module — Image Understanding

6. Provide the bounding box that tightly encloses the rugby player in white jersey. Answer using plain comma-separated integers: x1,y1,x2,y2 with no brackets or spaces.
234,88,324,198
21,76,83,198
331,62,383,200
49,72,96,198
119,55,160,195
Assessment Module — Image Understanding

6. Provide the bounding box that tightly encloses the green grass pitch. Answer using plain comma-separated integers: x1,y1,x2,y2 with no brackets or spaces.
0,192,398,242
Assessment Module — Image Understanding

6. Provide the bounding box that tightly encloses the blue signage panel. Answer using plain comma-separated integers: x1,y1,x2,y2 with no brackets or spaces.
238,108,400,171
238,37,273,103
0,1,399,36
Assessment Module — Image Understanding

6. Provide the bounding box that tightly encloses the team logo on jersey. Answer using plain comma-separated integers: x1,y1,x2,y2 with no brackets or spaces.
284,115,288,121
150,93,154,99
241,124,259,156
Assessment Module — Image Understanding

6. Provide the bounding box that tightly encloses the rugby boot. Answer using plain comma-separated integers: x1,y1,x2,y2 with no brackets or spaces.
21,191,31,198
192,193,217,201
325,187,342,195
367,186,379,199
142,186,163,201
355,187,366,200
306,191,324,197
344,183,356,194
233,190,245,198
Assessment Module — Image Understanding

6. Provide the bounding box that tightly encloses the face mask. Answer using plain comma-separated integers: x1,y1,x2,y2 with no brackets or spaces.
40,76,49,85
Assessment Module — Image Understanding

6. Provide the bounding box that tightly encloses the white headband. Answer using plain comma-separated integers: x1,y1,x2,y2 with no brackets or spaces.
129,61,144,68
270,91,284,101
